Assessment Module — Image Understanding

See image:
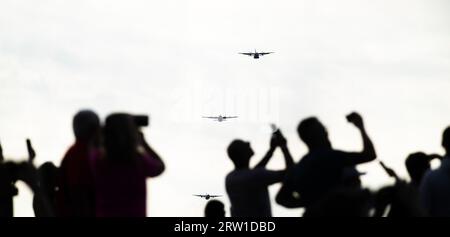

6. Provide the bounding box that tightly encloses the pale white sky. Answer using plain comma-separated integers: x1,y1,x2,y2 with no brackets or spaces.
0,0,449,216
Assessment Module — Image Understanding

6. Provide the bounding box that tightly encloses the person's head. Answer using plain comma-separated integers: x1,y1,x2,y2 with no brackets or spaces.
227,140,254,169
297,117,331,150
73,110,100,143
443,126,450,155
37,162,58,197
405,152,431,186
204,200,225,217
104,113,139,162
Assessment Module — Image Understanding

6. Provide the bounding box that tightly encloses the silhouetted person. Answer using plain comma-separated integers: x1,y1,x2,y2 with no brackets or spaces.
276,112,377,212
33,162,58,217
56,110,100,217
0,143,19,217
0,140,16,217
420,126,450,216
204,200,225,217
91,113,165,217
373,160,425,217
0,139,53,217
374,182,426,217
303,187,372,217
225,129,294,217
405,152,441,188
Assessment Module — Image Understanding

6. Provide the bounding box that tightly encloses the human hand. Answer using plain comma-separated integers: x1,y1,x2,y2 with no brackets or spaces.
26,139,36,163
346,112,364,130
379,161,398,179
270,130,287,149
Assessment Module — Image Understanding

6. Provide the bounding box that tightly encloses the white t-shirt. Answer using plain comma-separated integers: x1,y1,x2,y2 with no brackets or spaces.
225,168,284,217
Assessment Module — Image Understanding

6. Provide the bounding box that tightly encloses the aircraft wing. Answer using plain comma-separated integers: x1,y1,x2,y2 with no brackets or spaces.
209,195,222,198
223,116,238,119
259,52,274,55
193,194,205,197
202,116,219,119
239,53,254,56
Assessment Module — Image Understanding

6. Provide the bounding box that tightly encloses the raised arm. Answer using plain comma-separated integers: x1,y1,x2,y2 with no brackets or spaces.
26,139,36,163
254,147,276,169
139,132,165,176
276,130,295,169
344,112,377,165
254,136,277,169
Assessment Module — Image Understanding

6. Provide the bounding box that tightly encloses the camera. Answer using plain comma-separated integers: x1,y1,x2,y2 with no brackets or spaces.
133,115,149,127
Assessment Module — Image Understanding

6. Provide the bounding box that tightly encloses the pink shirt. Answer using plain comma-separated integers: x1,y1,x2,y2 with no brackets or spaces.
57,141,96,217
91,152,162,217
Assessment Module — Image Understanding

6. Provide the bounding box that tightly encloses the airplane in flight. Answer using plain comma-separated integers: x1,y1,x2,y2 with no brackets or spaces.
202,115,238,122
193,194,222,200
239,49,274,59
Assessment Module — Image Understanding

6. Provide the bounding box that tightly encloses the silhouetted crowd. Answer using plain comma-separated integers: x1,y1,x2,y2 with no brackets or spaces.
225,112,450,217
1,110,449,217
0,110,165,217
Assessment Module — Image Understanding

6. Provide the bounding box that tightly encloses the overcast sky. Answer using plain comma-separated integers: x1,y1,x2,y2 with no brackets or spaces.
1,0,449,216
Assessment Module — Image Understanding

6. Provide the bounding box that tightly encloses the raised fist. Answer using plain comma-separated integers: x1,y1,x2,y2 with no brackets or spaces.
346,112,364,129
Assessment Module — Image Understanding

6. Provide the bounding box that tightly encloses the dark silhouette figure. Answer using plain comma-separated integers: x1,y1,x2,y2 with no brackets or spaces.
204,200,225,217
0,140,16,217
91,113,165,217
420,126,450,216
303,187,373,217
0,139,19,217
276,112,377,212
374,182,426,217
405,152,441,187
56,110,100,217
225,129,294,217
374,161,426,217
33,162,58,217
0,139,52,217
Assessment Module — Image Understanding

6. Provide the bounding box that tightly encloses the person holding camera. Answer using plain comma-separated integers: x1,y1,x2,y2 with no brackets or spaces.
225,128,294,217
91,113,165,217
276,112,377,213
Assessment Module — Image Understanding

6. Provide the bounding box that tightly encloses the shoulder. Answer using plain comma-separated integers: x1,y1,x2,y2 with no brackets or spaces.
226,170,242,186
226,168,270,180
422,168,442,187
251,167,273,175
226,170,239,180
251,168,285,179
329,149,349,157
296,153,311,164
61,144,76,159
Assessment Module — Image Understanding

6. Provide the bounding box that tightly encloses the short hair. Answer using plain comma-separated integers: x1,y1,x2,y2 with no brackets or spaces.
297,117,322,143
205,200,225,217
73,110,100,141
405,152,431,184
227,140,247,165
443,126,450,150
